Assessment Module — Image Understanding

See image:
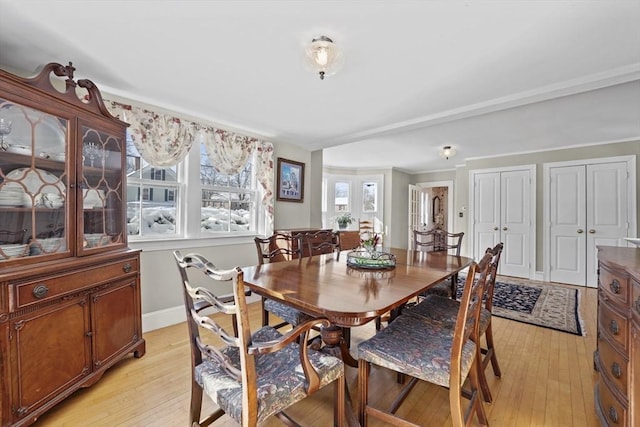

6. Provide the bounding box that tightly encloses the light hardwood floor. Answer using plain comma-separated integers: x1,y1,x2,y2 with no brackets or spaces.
34,286,599,427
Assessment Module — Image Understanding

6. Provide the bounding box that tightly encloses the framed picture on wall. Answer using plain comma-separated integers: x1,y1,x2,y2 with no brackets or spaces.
276,157,305,202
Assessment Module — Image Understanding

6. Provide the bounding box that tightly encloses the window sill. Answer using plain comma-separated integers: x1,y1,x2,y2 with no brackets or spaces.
128,234,256,252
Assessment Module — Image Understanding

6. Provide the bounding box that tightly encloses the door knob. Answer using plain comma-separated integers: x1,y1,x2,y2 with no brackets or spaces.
577,229,584,234
589,229,596,234
502,227,508,231
493,226,498,231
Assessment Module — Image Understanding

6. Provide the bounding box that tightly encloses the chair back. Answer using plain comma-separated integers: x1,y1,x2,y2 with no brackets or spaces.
359,219,374,234
306,230,340,259
173,251,254,421
413,229,463,255
450,252,492,391
254,232,303,264
483,242,504,312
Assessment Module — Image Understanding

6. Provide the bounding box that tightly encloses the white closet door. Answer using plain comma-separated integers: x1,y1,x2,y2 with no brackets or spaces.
549,165,586,285
473,172,501,258
585,162,628,286
500,170,531,277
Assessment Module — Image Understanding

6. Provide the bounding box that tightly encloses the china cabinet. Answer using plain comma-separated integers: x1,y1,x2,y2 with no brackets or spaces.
0,62,144,426
594,246,640,426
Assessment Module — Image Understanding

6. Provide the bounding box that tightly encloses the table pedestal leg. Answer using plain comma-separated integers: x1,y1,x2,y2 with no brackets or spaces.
320,325,360,427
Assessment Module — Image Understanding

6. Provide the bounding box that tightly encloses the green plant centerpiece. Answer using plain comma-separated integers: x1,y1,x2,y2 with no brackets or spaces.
335,212,354,229
359,232,380,256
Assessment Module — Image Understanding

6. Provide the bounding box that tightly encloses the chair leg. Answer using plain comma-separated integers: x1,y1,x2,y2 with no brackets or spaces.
261,297,269,326
334,374,345,427
484,322,502,377
190,381,203,426
468,360,489,426
450,273,458,299
358,360,370,426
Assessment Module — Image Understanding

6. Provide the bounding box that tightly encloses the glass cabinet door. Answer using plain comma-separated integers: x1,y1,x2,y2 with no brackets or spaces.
0,98,69,262
78,122,125,253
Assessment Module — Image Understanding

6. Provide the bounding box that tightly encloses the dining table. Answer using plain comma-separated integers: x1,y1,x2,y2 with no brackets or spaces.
241,247,473,426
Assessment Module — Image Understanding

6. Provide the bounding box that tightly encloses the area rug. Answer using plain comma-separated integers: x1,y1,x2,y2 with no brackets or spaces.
456,274,585,336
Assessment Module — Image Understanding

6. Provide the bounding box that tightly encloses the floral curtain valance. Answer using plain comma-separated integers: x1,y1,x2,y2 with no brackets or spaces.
200,127,256,175
106,100,196,168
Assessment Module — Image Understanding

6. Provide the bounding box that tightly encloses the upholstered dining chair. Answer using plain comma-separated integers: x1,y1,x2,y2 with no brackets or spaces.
173,251,345,427
358,252,493,427
415,229,464,299
254,233,313,330
405,243,504,403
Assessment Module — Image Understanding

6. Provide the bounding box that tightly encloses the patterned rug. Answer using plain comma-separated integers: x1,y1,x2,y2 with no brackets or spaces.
457,274,584,336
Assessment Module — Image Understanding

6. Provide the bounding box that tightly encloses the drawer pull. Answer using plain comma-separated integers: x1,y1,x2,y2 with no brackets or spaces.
608,406,619,424
123,263,132,273
609,279,621,294
33,284,49,299
611,362,622,379
609,319,619,335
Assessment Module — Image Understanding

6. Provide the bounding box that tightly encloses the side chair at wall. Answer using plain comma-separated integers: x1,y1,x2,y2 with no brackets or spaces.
358,252,493,426
414,229,464,298
405,243,504,403
254,233,313,329
173,251,345,427
306,229,341,259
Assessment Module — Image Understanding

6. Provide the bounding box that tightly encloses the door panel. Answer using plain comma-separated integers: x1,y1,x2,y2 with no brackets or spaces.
473,173,500,258
585,162,628,286
500,170,530,277
550,165,586,285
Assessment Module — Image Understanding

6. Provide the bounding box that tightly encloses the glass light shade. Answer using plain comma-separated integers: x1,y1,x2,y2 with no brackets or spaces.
305,36,343,80
440,146,456,159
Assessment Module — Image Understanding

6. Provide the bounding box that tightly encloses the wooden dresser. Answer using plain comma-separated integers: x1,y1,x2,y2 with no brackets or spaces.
595,246,640,426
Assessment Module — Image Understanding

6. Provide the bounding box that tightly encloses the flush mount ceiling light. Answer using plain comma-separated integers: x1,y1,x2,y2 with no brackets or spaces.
440,145,456,160
304,35,343,80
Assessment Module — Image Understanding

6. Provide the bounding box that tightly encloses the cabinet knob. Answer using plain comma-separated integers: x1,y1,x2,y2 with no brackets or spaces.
32,284,49,299
609,279,621,294
611,362,622,379
608,406,619,424
123,263,132,273
609,319,619,335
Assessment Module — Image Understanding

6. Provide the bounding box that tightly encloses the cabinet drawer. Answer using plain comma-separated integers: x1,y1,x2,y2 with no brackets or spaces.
596,382,628,427
597,335,628,395
632,279,640,322
599,301,629,351
11,258,139,310
600,264,630,306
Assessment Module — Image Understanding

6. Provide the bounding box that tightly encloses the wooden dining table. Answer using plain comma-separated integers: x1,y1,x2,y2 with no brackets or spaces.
241,247,473,427
241,247,473,329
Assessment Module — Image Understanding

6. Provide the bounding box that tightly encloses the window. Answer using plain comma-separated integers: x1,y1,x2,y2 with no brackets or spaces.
199,144,255,233
126,136,179,237
335,182,350,212
362,182,377,212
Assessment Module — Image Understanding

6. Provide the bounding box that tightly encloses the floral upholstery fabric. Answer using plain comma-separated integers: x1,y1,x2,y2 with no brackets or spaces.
195,326,343,425
264,299,314,326
405,294,491,334
423,279,455,298
358,314,476,388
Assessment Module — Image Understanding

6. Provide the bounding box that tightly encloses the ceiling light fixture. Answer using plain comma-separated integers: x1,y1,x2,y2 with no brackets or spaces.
305,36,342,80
440,145,456,160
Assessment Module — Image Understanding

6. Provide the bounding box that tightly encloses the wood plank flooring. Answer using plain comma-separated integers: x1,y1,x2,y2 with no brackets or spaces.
33,286,599,427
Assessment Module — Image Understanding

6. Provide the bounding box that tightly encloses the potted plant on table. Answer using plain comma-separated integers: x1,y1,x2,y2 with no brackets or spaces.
335,212,354,230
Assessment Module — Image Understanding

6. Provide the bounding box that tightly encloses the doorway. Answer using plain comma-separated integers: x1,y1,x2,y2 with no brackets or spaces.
408,181,454,249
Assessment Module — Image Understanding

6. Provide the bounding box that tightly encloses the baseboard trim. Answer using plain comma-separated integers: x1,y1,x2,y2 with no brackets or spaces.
142,294,261,333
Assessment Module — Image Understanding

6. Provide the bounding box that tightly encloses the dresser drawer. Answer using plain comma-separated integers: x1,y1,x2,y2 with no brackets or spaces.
600,264,630,306
597,336,629,395
11,257,139,310
596,382,628,427
632,279,640,322
599,301,629,351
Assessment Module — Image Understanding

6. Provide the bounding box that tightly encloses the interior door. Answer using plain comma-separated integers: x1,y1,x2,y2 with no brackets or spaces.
408,184,420,249
549,161,629,287
585,162,628,286
500,170,531,277
473,172,501,259
549,165,586,285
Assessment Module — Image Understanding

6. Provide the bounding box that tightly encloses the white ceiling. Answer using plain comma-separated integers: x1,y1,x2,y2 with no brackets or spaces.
0,1,639,173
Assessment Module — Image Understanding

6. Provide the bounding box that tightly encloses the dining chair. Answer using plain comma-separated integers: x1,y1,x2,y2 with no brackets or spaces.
358,252,493,427
254,233,314,329
404,243,504,403
415,229,464,299
173,251,345,427
306,229,341,260
358,219,374,235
